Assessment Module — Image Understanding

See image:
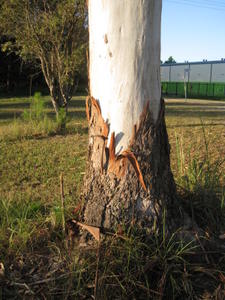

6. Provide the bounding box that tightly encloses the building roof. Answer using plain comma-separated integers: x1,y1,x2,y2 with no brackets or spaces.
161,59,225,67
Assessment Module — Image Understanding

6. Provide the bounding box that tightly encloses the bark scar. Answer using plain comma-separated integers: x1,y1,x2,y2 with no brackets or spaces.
108,132,127,178
119,150,147,191
86,96,109,138
108,132,146,191
86,96,109,173
86,96,148,190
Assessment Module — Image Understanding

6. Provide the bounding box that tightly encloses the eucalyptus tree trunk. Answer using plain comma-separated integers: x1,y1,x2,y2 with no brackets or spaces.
81,0,178,234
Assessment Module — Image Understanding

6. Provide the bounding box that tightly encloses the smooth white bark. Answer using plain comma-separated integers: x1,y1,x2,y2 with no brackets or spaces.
89,0,162,153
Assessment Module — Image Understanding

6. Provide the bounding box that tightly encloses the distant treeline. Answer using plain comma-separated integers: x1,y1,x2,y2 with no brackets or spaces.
0,46,43,95
0,37,88,96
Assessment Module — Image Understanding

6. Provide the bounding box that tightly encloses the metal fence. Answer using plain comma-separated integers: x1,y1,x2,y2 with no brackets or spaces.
162,82,225,98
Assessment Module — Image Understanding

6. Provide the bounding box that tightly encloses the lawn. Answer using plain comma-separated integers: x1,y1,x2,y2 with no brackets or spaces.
0,95,225,299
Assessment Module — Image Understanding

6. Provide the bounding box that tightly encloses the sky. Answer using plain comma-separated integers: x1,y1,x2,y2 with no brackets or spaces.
161,0,225,63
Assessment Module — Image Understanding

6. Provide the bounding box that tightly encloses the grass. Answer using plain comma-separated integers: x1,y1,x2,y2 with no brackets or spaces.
0,95,225,299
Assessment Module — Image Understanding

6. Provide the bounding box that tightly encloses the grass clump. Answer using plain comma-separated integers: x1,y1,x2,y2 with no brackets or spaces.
0,92,58,140
0,117,57,141
0,196,47,258
22,92,46,122
174,123,225,236
2,226,224,299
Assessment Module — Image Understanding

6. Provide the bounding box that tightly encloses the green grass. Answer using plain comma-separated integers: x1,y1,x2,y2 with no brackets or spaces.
0,96,225,299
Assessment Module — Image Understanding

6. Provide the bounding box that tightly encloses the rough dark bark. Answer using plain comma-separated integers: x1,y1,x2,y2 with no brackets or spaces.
81,97,180,235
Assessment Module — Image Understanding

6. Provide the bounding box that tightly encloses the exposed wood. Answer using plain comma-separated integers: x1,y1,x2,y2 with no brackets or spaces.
89,97,109,139
130,124,137,146
85,96,91,122
108,131,146,190
108,132,116,162
107,107,147,190
86,96,109,173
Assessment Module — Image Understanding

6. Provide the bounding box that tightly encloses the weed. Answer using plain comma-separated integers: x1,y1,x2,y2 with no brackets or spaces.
175,122,225,235
22,92,46,122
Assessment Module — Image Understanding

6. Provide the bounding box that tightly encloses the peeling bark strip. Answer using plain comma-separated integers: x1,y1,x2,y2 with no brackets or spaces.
118,150,147,191
86,96,146,189
81,98,178,232
86,96,109,139
86,96,109,173
108,132,146,191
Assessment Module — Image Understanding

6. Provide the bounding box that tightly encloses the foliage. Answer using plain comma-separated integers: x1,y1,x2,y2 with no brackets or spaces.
0,0,88,118
164,56,176,64
57,107,68,131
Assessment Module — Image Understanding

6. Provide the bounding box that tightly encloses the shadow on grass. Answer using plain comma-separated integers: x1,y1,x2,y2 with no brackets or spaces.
166,101,225,108
167,123,225,128
0,112,22,120
179,187,225,235
166,109,225,119
46,110,86,120
69,99,85,108
0,100,31,107
0,125,88,143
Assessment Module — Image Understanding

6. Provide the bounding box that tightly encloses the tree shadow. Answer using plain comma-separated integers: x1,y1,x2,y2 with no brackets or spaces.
167,123,225,129
46,110,86,120
0,102,30,109
166,101,225,108
178,186,225,236
166,109,225,119
0,111,22,120
69,99,86,109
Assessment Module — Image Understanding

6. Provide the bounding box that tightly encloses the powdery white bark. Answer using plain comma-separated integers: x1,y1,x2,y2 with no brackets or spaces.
89,0,162,153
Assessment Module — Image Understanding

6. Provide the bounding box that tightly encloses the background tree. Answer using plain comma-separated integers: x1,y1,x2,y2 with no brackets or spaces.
0,0,87,128
80,0,179,237
164,56,176,64
0,35,46,95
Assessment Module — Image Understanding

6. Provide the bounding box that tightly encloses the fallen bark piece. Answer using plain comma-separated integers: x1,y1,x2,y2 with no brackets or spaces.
71,220,100,242
219,233,225,240
0,262,5,277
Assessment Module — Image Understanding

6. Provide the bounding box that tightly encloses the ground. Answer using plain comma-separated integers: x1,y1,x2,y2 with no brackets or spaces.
0,95,224,299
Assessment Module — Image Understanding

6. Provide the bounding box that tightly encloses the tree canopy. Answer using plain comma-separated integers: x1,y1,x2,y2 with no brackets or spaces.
0,0,88,123
164,56,176,64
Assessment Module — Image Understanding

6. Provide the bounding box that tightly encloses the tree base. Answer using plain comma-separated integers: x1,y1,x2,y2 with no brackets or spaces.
80,98,181,236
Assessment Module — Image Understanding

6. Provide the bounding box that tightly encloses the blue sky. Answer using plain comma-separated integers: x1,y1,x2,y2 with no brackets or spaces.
161,0,225,63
